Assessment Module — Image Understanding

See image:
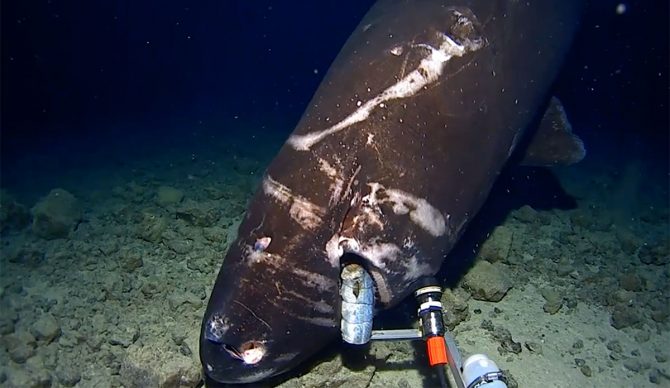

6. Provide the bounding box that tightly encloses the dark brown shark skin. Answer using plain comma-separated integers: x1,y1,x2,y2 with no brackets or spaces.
201,0,583,383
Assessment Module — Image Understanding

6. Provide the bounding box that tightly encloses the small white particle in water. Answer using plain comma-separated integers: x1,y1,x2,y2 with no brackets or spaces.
357,100,362,107
616,3,627,14
313,68,319,74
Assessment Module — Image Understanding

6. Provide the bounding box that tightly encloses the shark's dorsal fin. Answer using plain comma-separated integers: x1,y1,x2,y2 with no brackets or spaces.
521,97,586,166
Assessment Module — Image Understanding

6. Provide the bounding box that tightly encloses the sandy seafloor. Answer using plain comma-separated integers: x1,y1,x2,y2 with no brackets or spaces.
0,119,668,388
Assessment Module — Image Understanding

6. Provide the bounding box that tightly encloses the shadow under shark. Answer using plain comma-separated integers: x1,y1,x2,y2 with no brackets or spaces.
200,0,585,384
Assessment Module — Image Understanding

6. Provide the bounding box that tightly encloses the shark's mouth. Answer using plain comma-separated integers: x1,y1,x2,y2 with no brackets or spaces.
223,340,267,365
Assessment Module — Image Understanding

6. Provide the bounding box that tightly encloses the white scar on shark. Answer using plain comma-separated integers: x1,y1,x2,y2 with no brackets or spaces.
262,175,325,230
402,255,433,281
317,158,345,207
364,182,446,237
287,27,483,151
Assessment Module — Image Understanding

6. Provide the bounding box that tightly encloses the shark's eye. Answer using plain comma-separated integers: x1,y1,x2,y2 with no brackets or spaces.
204,314,229,344
254,236,272,252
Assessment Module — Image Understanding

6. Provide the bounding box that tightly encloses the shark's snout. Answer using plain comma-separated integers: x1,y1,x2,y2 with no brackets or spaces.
200,312,279,384
204,315,267,366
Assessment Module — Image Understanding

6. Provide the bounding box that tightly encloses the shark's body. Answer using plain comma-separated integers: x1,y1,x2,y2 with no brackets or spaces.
200,0,584,383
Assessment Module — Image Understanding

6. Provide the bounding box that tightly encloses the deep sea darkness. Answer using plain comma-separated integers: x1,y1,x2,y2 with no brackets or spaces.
2,0,668,178
2,1,376,167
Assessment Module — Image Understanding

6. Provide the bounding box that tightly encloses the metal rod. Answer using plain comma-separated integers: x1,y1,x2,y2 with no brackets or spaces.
436,365,449,388
369,329,423,341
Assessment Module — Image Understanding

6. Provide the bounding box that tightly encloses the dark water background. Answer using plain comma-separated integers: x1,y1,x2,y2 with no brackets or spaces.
2,0,668,200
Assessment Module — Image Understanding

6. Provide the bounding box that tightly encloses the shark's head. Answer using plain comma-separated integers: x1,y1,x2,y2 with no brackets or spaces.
200,290,288,384
199,214,342,384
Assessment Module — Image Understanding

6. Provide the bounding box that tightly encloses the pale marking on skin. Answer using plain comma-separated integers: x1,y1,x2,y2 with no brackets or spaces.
245,244,287,266
293,316,338,327
249,214,266,236
365,182,446,237
358,242,402,269
325,235,361,267
262,175,292,204
339,237,360,254
402,255,433,281
325,234,345,268
291,267,337,293
325,233,402,272
399,43,412,77
275,352,301,363
356,204,384,231
324,235,404,304
508,130,522,158
318,158,345,206
318,158,338,177
267,294,335,326
329,180,344,206
281,290,334,315
233,300,272,330
262,175,324,230
245,247,266,264
343,165,362,200
288,201,323,231
287,31,481,151
230,368,277,384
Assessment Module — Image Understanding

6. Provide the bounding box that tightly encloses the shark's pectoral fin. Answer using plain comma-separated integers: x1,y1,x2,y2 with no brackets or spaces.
520,97,586,167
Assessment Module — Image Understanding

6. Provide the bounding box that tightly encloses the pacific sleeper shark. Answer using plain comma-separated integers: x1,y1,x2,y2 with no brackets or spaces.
200,0,585,384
